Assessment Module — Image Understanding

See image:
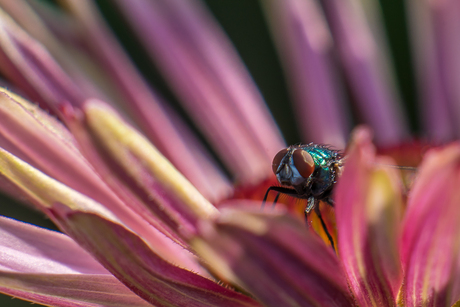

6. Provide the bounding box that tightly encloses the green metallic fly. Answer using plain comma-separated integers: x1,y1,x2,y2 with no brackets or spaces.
263,143,344,251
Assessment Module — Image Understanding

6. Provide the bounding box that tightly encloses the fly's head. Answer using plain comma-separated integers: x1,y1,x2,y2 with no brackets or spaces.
271,146,315,193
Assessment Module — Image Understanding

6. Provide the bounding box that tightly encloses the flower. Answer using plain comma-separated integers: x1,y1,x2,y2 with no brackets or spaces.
0,1,459,307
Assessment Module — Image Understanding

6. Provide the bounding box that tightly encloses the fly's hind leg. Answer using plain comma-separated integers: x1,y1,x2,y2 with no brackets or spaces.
306,197,336,252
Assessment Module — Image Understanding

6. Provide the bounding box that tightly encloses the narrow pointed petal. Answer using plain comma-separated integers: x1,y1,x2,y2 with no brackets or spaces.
194,207,355,307
0,216,151,306
54,0,230,201
0,7,84,112
114,0,286,183
335,128,403,306
406,0,460,140
0,0,113,104
50,207,261,307
0,89,189,250
400,144,460,306
263,0,349,147
322,0,408,145
72,100,218,237
0,148,204,273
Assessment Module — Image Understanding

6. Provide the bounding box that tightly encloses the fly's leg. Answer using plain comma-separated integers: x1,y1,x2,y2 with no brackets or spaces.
272,192,281,209
262,186,300,209
307,197,336,252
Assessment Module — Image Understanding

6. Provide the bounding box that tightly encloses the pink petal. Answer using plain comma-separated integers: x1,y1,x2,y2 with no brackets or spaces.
49,206,261,307
400,144,460,306
115,0,285,183
263,0,349,147
0,216,151,306
406,0,460,141
195,207,354,307
68,100,218,238
0,8,84,112
335,128,403,306
0,148,204,274
57,0,231,201
321,0,408,145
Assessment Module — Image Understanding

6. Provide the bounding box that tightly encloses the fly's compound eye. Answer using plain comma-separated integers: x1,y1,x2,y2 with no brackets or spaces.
272,148,289,174
292,149,315,178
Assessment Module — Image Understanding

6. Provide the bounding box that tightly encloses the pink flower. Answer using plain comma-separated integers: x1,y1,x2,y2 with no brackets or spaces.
0,1,458,307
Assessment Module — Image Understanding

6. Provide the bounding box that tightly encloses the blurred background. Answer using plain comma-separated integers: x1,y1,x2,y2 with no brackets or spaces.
0,0,417,305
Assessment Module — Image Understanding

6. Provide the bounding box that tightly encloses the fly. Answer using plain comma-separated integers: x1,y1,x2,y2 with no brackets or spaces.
263,143,344,251
263,143,417,251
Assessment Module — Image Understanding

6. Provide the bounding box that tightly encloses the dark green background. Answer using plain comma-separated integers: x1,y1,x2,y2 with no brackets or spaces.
0,0,415,305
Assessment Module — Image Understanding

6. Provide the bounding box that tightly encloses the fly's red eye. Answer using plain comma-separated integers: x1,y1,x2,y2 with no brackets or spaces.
292,149,314,178
272,148,288,174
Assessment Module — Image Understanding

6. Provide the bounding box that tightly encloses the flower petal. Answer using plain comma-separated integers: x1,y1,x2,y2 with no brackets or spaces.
78,100,218,237
0,216,151,306
49,206,261,307
263,0,349,147
0,7,84,111
54,0,231,201
405,0,460,141
321,0,408,145
335,128,403,306
114,0,285,183
194,207,354,307
0,274,152,307
400,144,460,306
0,148,204,273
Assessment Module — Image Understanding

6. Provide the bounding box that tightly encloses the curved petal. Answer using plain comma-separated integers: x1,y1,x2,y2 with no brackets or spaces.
335,128,403,306
0,216,151,306
400,144,460,306
52,0,231,202
114,0,285,183
321,0,408,145
49,206,261,307
194,206,354,307
263,0,349,147
74,100,218,238
0,148,203,274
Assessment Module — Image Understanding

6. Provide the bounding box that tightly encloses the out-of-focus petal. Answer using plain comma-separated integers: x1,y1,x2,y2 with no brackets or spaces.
322,0,408,145
406,0,460,141
0,216,151,307
50,207,261,307
0,7,84,112
263,0,349,148
54,0,231,202
0,148,204,273
0,216,106,274
335,128,403,306
0,0,112,103
0,275,152,307
400,144,460,306
114,0,286,183
194,206,354,307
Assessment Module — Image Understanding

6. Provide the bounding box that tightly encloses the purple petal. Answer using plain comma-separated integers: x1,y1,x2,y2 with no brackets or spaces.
263,0,349,147
0,148,205,274
335,128,403,306
0,8,84,111
321,0,408,145
400,144,460,306
49,206,261,307
195,207,354,307
406,0,460,140
0,216,151,306
115,0,286,183
75,100,219,237
56,0,231,201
